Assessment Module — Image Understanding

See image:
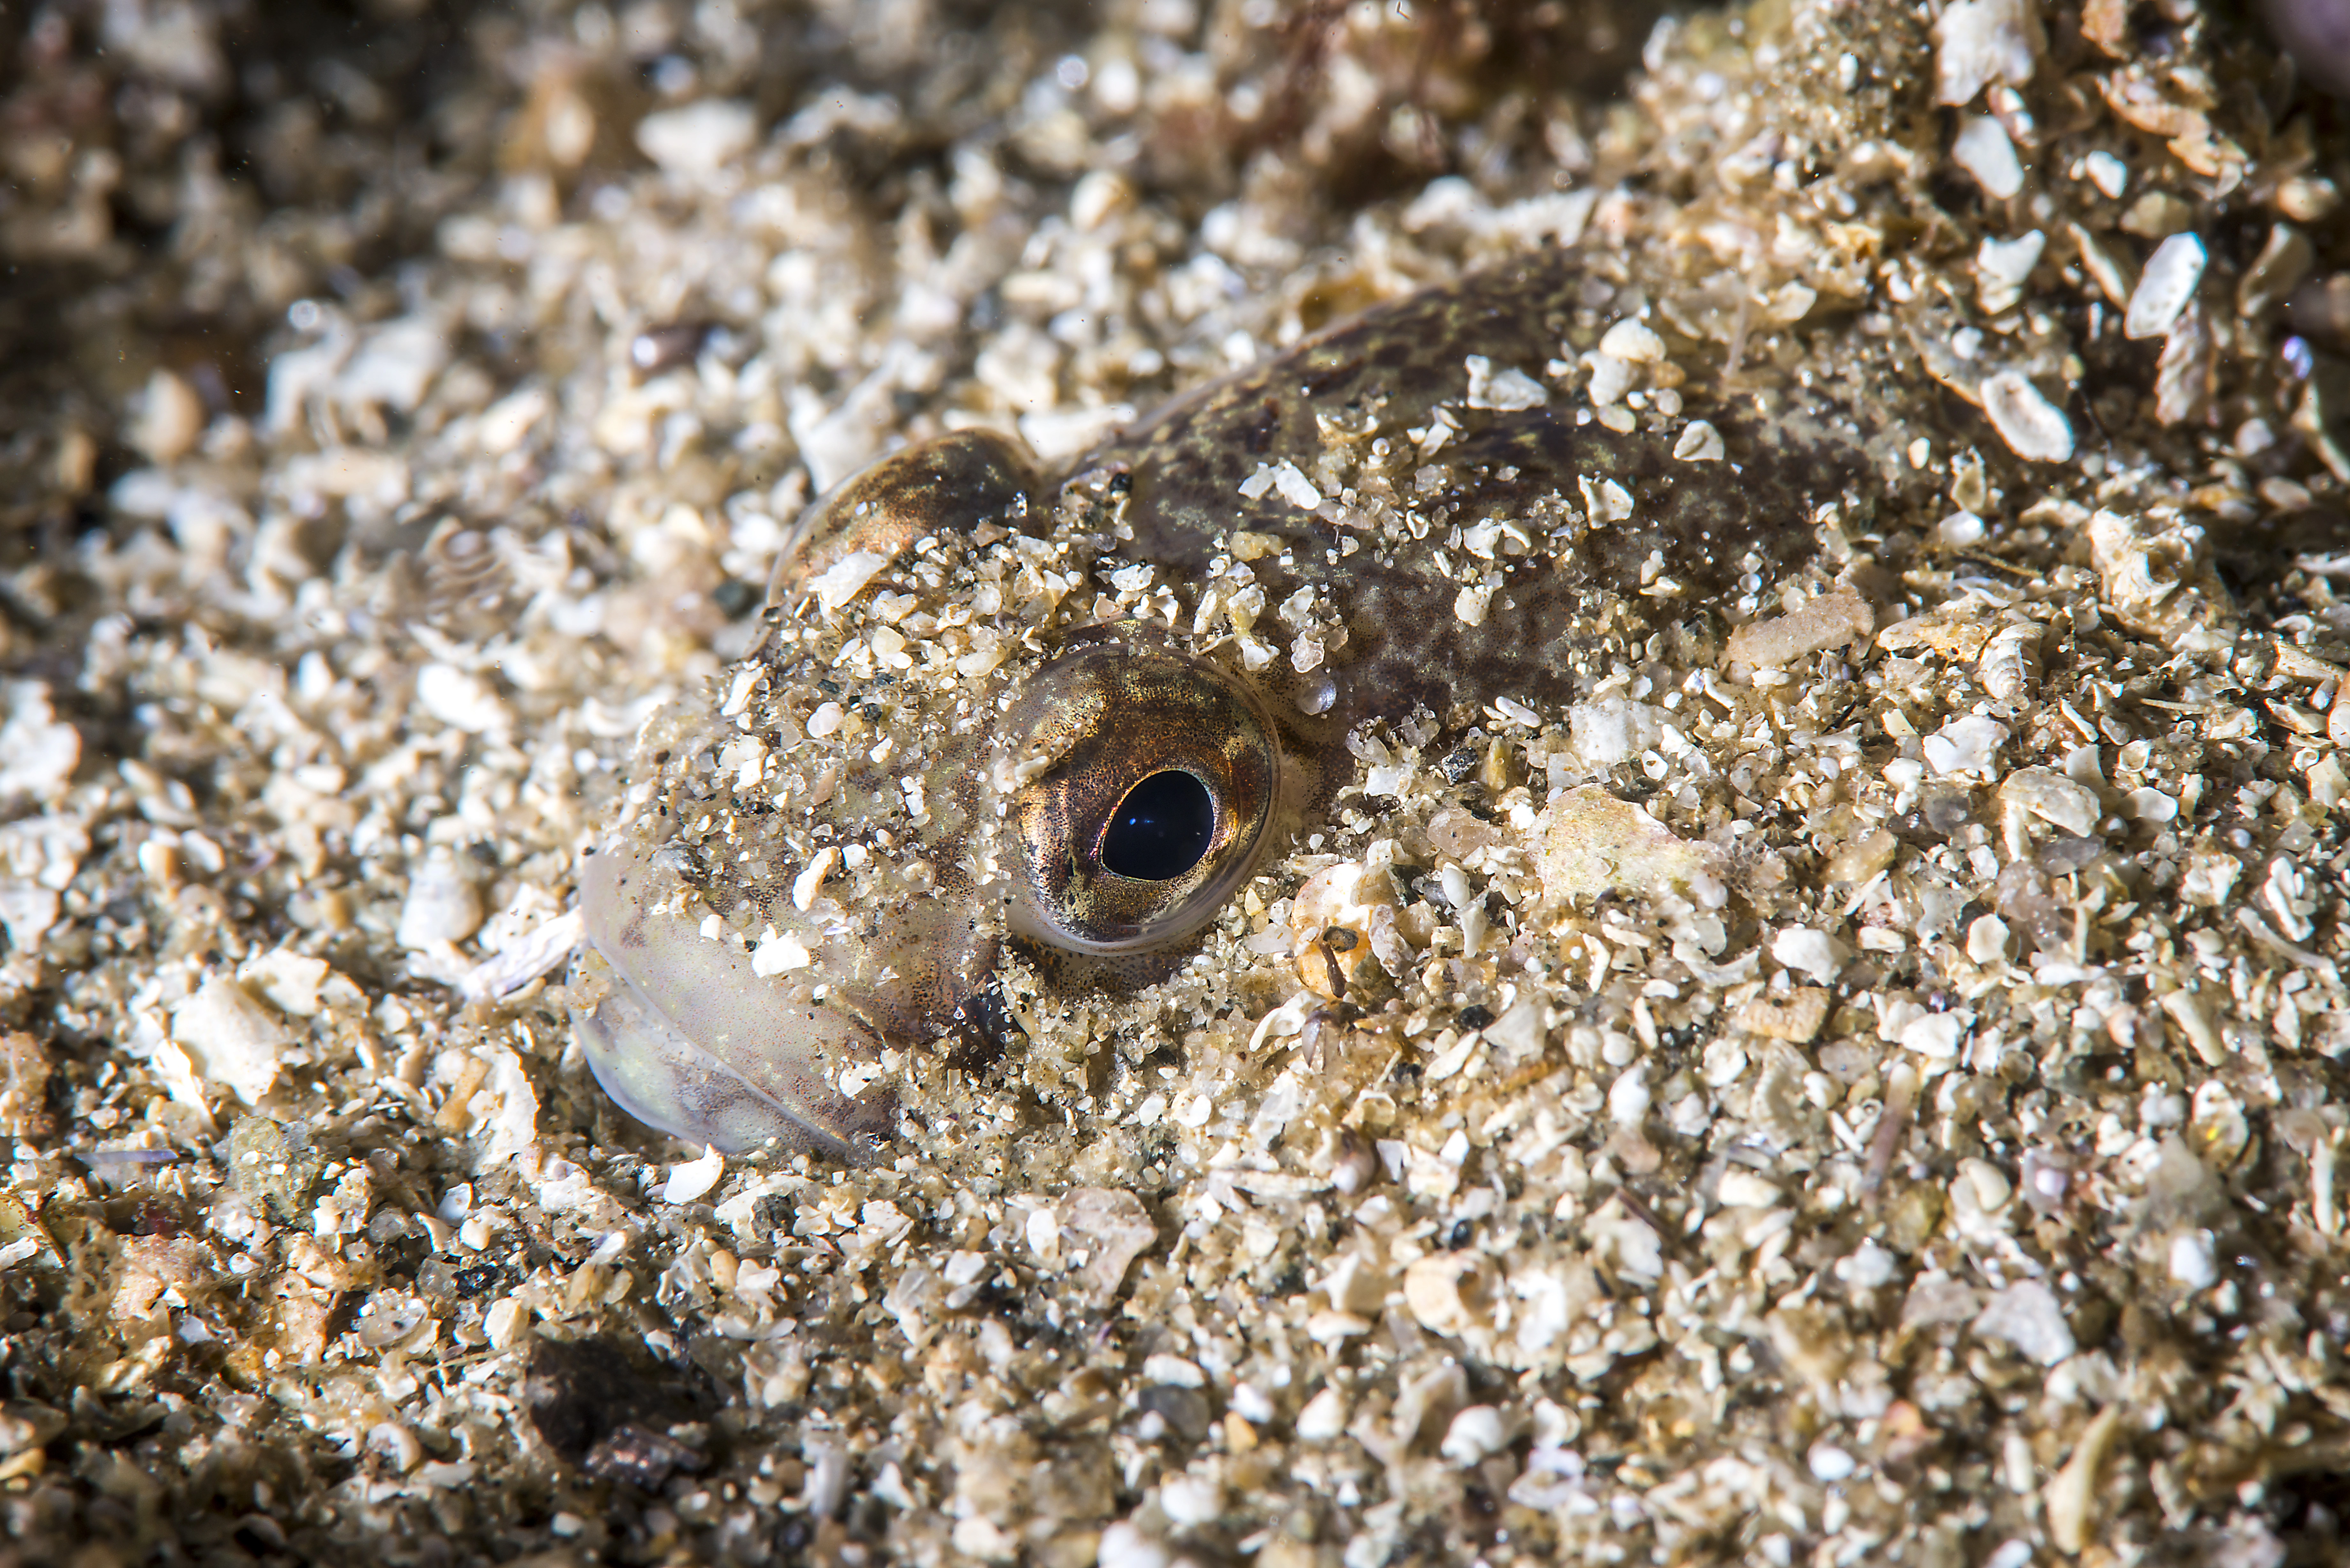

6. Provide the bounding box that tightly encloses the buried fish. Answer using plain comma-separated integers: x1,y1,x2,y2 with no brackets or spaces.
570,246,1874,1163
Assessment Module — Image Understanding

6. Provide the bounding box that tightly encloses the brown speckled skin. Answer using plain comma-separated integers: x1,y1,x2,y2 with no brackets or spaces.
1065,247,1868,736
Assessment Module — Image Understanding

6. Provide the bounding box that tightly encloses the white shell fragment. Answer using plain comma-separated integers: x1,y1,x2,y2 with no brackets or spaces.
662,1145,726,1204
397,852,485,949
1975,230,2044,315
1952,116,2025,200
1673,420,1725,461
634,99,759,180
1979,372,2074,462
1536,787,1726,909
1971,1279,2076,1366
171,976,294,1107
1923,714,2010,779
2124,233,2206,340
1934,0,2041,106
1597,319,1667,363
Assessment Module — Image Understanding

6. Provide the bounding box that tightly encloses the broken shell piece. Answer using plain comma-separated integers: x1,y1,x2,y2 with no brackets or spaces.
1977,622,2042,701
1724,589,1873,672
1403,1251,1493,1338
769,429,1041,604
1952,116,2025,200
2125,233,2206,340
1979,372,2074,462
2085,508,2236,646
1534,787,1725,910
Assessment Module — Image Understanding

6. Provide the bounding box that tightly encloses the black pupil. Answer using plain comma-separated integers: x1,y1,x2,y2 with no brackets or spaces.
1101,771,1216,881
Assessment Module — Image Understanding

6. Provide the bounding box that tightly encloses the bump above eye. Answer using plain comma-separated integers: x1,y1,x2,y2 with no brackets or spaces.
996,634,1285,958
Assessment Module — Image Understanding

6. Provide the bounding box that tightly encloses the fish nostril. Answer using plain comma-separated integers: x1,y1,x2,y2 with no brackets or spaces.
1102,770,1216,881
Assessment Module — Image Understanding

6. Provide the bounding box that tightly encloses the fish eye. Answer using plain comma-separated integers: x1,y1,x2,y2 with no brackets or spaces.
1101,771,1217,881
997,637,1283,957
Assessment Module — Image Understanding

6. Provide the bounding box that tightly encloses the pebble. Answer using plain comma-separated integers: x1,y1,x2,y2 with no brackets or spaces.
1933,0,2040,106
1673,419,1725,461
1807,1442,1857,1483
634,99,759,180
1440,1406,1509,1465
396,853,485,949
1295,1387,1349,1442
1771,927,1843,984
1978,371,2074,462
661,1146,725,1205
2124,233,2206,341
1975,230,2044,314
1952,116,2024,200
132,370,206,465
2167,1229,2217,1289
1921,714,2010,780
415,664,512,735
1970,1279,2076,1366
171,978,293,1106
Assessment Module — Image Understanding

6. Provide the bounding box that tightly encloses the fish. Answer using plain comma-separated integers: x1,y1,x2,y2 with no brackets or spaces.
569,245,1870,1164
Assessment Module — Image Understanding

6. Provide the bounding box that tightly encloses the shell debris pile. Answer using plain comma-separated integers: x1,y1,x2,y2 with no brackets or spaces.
1,0,2349,1565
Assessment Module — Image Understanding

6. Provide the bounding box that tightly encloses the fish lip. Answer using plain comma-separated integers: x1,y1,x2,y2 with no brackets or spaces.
574,837,900,1164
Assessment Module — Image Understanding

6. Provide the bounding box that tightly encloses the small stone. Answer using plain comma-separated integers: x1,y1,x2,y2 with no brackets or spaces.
1971,1279,2076,1366
1296,1386,1349,1442
1737,986,1830,1042
1978,372,2073,462
1439,1406,1509,1465
2001,766,2101,837
1934,0,2041,106
1673,419,1725,461
2125,233,2205,340
397,852,485,949
634,99,758,179
1597,319,1666,363
1922,713,2010,779
415,664,512,734
661,1145,724,1204
1966,913,2013,963
174,978,294,1106
131,369,206,464
2167,1228,2217,1288
1952,116,2024,200
1535,786,1725,910
1807,1442,1858,1483
1724,589,1872,670
1975,230,2044,314
1899,1011,1968,1060
1771,928,1845,984
227,1113,326,1221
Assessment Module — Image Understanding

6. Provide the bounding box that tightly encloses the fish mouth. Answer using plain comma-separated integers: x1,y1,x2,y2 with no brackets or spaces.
573,836,898,1163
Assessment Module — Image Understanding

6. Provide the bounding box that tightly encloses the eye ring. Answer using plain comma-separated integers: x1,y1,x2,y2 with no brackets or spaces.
995,634,1284,957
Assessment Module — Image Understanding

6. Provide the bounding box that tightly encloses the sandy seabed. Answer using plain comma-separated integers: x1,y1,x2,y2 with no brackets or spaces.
3,0,2350,1564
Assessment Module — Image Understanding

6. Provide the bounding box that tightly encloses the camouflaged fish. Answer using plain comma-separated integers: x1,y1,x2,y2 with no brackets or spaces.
571,247,1868,1162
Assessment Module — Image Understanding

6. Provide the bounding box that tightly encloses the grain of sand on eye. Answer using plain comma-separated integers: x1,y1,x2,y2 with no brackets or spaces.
4,1,2350,1564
